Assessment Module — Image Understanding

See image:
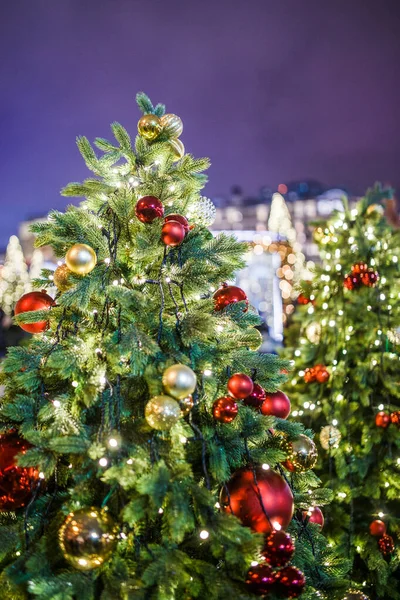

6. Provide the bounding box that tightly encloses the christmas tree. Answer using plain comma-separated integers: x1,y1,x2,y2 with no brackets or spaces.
0,235,31,316
0,94,349,600
282,184,400,599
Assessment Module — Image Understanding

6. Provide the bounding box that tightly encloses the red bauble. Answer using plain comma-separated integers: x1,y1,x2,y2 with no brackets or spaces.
15,291,54,334
220,466,294,534
213,283,248,312
344,273,362,290
297,294,310,305
275,566,306,598
0,431,39,510
246,563,275,596
315,368,330,383
303,506,324,528
375,411,390,428
161,220,186,247
243,383,266,408
351,262,368,274
261,390,291,419
361,268,379,288
227,373,254,399
213,397,238,423
390,411,400,428
164,213,190,233
303,368,316,383
263,529,295,567
369,519,386,537
135,196,164,223
378,533,395,557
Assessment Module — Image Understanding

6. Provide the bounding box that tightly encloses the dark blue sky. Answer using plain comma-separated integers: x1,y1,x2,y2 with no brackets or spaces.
1,0,399,246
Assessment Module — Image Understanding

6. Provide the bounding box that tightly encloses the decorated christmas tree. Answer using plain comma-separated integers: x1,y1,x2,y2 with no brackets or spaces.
0,235,31,316
282,185,400,599
0,94,349,600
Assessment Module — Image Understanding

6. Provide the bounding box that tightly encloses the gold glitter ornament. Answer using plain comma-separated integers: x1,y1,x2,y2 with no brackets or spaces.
160,113,183,138
59,507,118,570
306,322,321,344
162,364,197,399
168,138,185,161
53,264,73,292
179,395,194,416
319,425,341,450
282,434,318,472
145,395,181,430
137,114,162,140
65,243,97,275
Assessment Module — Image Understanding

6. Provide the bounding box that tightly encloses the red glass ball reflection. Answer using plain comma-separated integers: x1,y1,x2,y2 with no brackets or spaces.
0,431,39,510
263,529,295,567
275,566,306,598
361,268,379,287
213,284,248,312
243,383,266,408
15,291,54,334
246,563,275,596
135,196,164,223
227,373,254,399
220,466,294,534
303,506,324,528
164,214,190,233
261,390,291,419
375,411,390,428
212,397,238,423
161,220,186,247
369,519,386,537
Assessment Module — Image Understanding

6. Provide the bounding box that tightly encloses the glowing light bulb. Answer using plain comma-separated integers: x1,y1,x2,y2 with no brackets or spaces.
99,458,108,467
199,530,209,540
203,369,212,376
53,400,61,408
72,381,78,388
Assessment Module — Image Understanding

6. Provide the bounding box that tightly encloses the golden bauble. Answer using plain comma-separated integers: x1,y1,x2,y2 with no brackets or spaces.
137,114,162,141
248,328,263,350
160,113,183,138
145,395,181,430
313,227,324,243
306,321,321,344
162,364,197,400
53,264,74,292
65,243,97,275
320,425,341,450
282,434,318,473
59,507,118,570
179,394,194,416
168,138,185,161
366,203,384,216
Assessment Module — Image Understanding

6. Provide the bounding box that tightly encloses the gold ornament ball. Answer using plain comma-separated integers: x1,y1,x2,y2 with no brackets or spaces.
160,113,183,138
179,395,194,417
168,138,185,161
366,203,384,217
53,264,74,292
65,243,97,275
137,114,162,141
306,322,321,344
320,425,341,450
145,395,181,430
283,434,318,472
59,507,118,570
248,328,263,351
162,364,197,400
313,227,325,243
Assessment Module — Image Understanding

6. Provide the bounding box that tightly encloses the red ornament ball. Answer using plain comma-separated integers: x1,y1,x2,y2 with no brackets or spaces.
315,368,330,384
164,213,190,233
390,411,400,428
161,220,186,247
0,431,39,510
246,563,275,596
263,529,295,567
15,291,54,334
297,293,310,305
361,268,379,287
303,368,316,383
344,273,362,291
135,196,164,223
369,519,386,537
303,506,324,528
227,373,254,399
378,533,395,557
213,283,248,312
243,383,266,408
212,397,238,423
375,411,390,428
220,466,294,534
275,566,306,598
351,262,368,274
261,390,291,419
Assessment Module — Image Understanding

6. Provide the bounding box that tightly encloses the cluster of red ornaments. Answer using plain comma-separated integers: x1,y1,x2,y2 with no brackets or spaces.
375,410,400,429
0,431,39,510
344,262,379,290
303,364,330,384
246,530,305,597
213,373,291,424
297,293,315,306
369,519,395,558
135,196,190,247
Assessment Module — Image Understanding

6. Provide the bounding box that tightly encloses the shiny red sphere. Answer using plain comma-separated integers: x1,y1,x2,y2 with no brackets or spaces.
361,268,379,287
0,431,39,510
213,284,248,312
263,529,295,567
246,563,275,596
261,390,291,419
378,533,395,557
344,273,362,290
227,373,254,399
303,367,316,383
303,506,324,528
369,519,386,537
164,213,190,232
212,397,238,423
297,293,310,305
275,566,306,598
220,466,294,534
15,291,54,334
135,196,164,223
390,411,400,427
243,383,266,408
351,262,368,274
375,411,390,428
315,368,330,384
161,220,186,247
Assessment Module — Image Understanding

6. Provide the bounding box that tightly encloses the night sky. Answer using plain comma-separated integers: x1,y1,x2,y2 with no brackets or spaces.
1,0,399,246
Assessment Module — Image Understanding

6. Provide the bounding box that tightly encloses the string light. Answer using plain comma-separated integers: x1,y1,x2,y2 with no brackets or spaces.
378,511,384,518
215,502,221,509
203,369,212,376
39,472,45,480
272,522,282,531
53,400,61,408
108,438,118,448
199,530,209,540
99,458,108,467
158,508,164,514
127,459,133,465
378,404,384,410
71,381,78,388
262,463,270,470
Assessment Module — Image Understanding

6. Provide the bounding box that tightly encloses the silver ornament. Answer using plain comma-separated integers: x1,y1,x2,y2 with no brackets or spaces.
320,425,341,450
189,196,216,227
